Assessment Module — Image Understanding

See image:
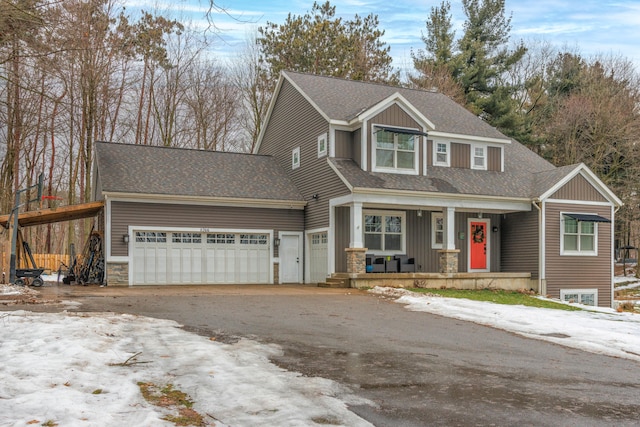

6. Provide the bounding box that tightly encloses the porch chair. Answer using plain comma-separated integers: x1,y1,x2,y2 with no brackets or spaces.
395,255,416,272
366,254,386,273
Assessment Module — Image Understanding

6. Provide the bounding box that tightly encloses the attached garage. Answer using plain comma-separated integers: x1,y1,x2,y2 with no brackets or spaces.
94,142,306,286
132,230,271,285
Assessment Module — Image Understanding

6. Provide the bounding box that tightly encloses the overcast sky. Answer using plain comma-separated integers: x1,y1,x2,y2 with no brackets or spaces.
124,0,640,71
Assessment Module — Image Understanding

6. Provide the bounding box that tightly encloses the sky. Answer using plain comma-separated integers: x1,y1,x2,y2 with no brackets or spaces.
124,0,640,72
1,278,639,426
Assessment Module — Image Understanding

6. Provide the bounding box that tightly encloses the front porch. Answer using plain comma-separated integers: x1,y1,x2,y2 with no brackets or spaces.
330,271,535,291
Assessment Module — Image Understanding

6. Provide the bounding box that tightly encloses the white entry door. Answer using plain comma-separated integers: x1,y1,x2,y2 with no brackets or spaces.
280,234,301,283
309,231,328,283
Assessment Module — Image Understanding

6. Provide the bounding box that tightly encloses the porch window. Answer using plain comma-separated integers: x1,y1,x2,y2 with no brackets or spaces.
434,142,450,166
374,129,417,173
561,214,597,255
431,212,444,249
364,211,405,253
472,145,486,170
560,289,597,306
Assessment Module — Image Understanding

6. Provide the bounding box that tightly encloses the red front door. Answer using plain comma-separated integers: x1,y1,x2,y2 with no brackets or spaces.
470,221,487,270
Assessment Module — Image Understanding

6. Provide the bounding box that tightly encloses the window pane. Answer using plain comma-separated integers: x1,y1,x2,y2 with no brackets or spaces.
563,293,579,303
580,293,595,306
377,131,394,148
385,216,402,233
580,221,594,234
580,235,594,251
474,156,485,167
397,152,414,169
564,235,578,251
365,215,382,233
364,234,382,251
436,153,447,163
376,149,394,167
385,234,401,251
435,231,443,245
437,143,447,153
397,134,414,151
564,217,578,234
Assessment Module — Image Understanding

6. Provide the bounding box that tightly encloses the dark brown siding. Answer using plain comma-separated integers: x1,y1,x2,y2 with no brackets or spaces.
426,140,433,167
334,207,350,272
488,146,501,172
501,210,539,279
551,174,607,202
334,130,353,159
451,143,470,168
544,202,612,307
353,128,362,167
367,104,423,172
110,201,304,257
258,79,350,229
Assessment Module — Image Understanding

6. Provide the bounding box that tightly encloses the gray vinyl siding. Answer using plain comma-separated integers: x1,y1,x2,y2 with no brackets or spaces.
334,207,350,272
258,79,350,229
551,174,608,202
334,209,501,273
110,201,304,257
488,146,501,172
451,143,470,168
335,130,353,159
367,104,423,172
501,210,539,279
544,202,612,307
353,128,362,167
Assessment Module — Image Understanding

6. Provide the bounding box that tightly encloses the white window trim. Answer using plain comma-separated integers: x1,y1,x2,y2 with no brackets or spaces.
363,210,406,255
372,125,419,175
317,133,327,158
560,288,598,306
560,212,598,256
431,212,444,249
471,144,487,170
292,146,300,170
433,140,450,167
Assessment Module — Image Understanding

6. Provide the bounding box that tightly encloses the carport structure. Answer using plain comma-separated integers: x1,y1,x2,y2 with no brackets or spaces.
0,201,104,281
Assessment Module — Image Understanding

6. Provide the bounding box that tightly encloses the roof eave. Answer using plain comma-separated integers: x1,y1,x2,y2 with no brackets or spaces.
102,192,307,210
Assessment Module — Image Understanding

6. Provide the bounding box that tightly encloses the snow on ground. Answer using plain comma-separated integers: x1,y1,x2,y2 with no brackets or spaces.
0,310,372,427
2,281,640,426
370,287,640,362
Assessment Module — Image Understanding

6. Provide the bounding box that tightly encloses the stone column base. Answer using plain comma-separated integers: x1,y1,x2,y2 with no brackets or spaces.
345,247,368,274
438,249,460,273
106,261,129,286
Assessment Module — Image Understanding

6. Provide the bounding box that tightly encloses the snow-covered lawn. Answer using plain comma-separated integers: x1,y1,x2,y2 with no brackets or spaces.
0,308,371,427
1,280,640,426
370,286,640,362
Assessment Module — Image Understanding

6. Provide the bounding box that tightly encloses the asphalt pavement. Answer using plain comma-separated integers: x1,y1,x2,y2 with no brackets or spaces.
4,283,640,426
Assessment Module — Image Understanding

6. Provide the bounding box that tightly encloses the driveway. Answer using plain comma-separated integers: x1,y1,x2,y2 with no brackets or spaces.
6,284,640,426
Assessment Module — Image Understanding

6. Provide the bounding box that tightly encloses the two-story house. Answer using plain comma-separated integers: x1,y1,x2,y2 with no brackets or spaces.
94,71,621,307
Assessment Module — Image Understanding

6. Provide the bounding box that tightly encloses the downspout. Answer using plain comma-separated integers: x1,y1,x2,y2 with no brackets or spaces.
532,200,543,295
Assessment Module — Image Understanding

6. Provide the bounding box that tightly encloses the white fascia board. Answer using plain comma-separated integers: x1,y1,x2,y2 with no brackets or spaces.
350,188,532,212
102,192,307,210
538,164,623,207
427,131,511,145
356,93,435,131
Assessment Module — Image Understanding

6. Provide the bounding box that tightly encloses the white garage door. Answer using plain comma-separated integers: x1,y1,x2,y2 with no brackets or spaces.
309,231,328,283
132,231,270,285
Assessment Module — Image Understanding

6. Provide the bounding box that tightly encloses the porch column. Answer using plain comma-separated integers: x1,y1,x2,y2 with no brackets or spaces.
443,207,456,250
345,247,367,274
350,202,364,248
439,207,459,273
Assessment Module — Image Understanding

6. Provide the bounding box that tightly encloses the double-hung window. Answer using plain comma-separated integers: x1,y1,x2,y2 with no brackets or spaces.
374,129,417,173
472,145,486,170
434,142,450,166
561,214,597,255
364,211,405,253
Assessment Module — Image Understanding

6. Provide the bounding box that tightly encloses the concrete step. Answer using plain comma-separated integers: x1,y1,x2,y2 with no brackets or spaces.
318,277,350,288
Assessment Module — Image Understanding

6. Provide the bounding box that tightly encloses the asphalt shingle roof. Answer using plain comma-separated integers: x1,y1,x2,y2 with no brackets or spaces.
95,142,305,202
284,71,566,199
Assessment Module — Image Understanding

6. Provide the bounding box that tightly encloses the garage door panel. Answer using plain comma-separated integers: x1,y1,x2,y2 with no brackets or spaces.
133,230,270,285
